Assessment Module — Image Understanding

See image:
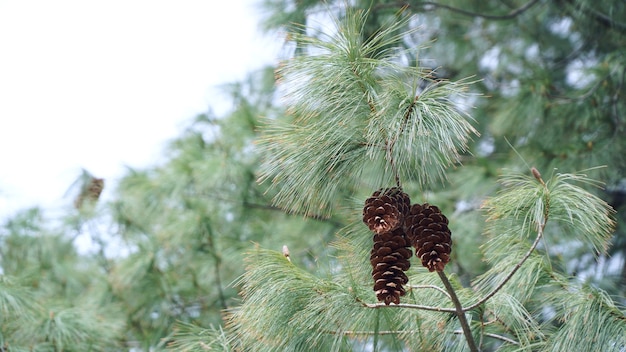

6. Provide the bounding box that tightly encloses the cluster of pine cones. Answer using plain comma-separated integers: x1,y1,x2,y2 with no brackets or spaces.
363,187,452,305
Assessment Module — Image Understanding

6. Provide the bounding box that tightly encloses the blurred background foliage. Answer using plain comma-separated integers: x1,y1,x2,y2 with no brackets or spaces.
0,0,624,350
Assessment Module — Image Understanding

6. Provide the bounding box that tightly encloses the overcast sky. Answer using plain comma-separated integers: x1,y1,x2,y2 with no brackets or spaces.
0,0,281,220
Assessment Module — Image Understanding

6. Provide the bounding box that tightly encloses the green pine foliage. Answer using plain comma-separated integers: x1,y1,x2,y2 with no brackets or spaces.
0,209,125,351
1,1,625,351
223,7,624,352
226,166,622,350
259,9,477,218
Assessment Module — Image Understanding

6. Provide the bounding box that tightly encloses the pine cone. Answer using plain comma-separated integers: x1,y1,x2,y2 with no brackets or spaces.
404,203,452,272
74,177,104,209
370,228,412,305
363,187,411,235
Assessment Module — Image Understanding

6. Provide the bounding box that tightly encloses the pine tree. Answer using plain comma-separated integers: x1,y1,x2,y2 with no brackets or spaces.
2,1,624,350
0,208,126,351
261,0,626,292
212,8,622,351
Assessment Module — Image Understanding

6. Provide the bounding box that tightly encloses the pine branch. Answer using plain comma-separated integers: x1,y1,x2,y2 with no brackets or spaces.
482,332,519,345
199,219,228,311
407,284,451,299
438,271,479,352
386,93,418,187
464,220,545,313
243,201,344,227
374,0,542,20
545,284,626,351
464,167,549,312
326,328,519,347
562,0,626,32
167,322,231,351
357,296,456,313
327,328,519,345
261,10,478,214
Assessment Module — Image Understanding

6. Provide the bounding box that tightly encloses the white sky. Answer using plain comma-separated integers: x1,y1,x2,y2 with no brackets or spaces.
0,0,282,220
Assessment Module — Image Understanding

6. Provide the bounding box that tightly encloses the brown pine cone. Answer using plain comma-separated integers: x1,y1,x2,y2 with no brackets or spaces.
404,203,452,272
370,228,412,305
363,187,411,235
74,177,105,209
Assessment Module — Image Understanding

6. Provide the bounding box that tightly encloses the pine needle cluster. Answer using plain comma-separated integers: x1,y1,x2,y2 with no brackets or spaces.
257,9,478,217
0,210,126,351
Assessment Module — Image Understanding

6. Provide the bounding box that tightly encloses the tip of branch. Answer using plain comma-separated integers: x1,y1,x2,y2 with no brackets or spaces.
282,245,291,262
531,167,545,186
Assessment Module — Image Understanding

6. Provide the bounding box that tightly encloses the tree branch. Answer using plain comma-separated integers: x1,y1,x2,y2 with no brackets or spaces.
326,328,518,347
386,94,419,188
332,329,415,336
243,201,344,227
329,328,518,345
438,271,479,352
357,296,456,313
563,0,626,32
483,332,519,345
374,0,542,20
463,168,549,312
408,284,451,299
201,220,228,311
463,222,545,312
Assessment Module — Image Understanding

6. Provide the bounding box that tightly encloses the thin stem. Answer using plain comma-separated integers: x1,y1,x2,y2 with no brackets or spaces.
483,332,519,345
438,271,479,352
358,297,456,313
386,94,418,188
243,201,344,227
407,284,451,299
388,149,402,188
463,219,545,312
87,219,112,273
214,262,228,311
333,330,414,336
350,66,377,115
563,0,626,32
479,310,485,350
203,221,228,311
328,329,519,345
463,168,549,312
374,0,542,20
373,308,380,352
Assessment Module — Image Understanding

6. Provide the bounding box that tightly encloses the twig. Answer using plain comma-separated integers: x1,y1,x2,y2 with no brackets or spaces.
358,297,456,313
563,0,626,32
463,168,549,312
463,220,545,312
438,271,479,352
332,329,416,336
374,0,542,20
200,220,228,311
388,148,402,188
455,330,522,345
350,67,377,115
479,308,485,349
243,201,344,227
408,284,451,299
483,332,519,345
327,329,518,345
282,245,291,262
386,94,418,188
